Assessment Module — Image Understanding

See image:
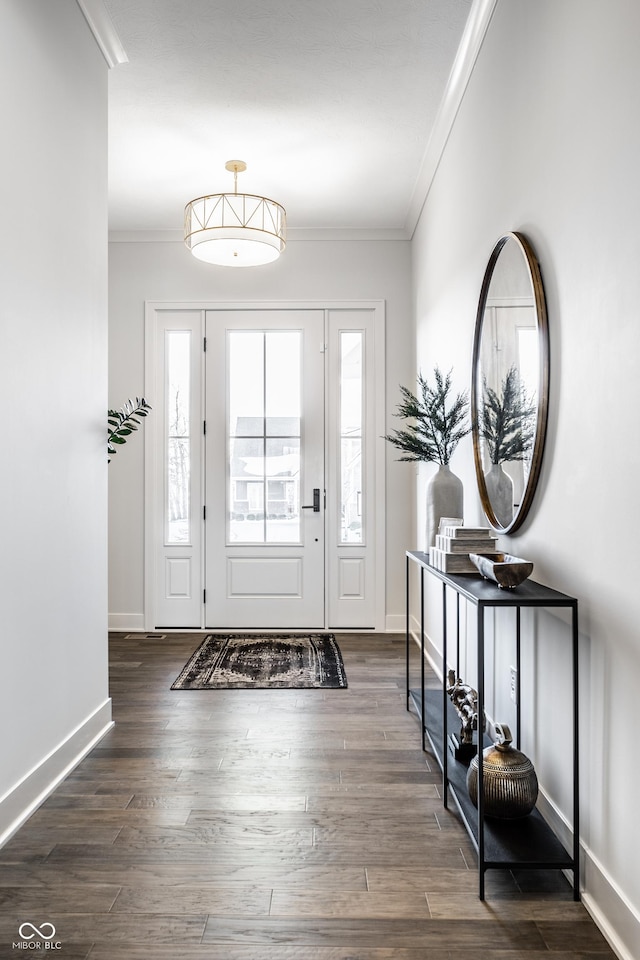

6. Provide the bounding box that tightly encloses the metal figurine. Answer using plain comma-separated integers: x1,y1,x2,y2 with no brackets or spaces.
447,670,483,743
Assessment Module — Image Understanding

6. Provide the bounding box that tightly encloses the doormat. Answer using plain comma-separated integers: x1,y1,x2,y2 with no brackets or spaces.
170,633,348,690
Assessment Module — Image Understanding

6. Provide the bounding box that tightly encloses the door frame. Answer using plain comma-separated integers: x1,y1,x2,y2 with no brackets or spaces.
144,299,386,631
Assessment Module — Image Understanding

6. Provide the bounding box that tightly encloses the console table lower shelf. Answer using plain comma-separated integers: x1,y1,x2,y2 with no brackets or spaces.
411,687,575,883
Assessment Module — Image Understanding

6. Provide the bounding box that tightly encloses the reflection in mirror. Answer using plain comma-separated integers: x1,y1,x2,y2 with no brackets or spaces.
471,233,549,533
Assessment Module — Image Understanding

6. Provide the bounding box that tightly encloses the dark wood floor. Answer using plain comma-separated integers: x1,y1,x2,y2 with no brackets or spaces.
0,632,615,959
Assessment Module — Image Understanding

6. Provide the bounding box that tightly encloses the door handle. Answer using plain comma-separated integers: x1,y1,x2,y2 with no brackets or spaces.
301,488,321,512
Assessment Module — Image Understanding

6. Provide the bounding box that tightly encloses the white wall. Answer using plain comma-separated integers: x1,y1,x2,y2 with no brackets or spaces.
0,2,111,839
108,238,413,630
412,1,640,957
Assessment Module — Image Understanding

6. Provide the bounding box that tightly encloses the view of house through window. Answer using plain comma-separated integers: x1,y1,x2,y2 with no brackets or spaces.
166,330,191,544
340,330,363,543
228,330,302,544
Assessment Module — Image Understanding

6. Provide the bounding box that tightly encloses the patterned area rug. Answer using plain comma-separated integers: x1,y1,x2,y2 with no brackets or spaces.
171,633,348,689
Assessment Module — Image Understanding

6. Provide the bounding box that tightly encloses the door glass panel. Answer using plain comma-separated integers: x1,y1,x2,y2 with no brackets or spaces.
227,330,302,544
340,331,363,544
229,437,265,543
229,331,264,436
517,327,538,399
166,330,191,544
266,437,300,542
265,331,301,435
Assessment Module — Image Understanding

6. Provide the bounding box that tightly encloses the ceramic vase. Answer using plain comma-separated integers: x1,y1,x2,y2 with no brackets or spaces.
426,464,463,548
484,462,514,528
466,723,538,819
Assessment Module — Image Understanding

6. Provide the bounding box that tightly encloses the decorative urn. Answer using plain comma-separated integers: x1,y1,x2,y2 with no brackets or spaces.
466,723,538,819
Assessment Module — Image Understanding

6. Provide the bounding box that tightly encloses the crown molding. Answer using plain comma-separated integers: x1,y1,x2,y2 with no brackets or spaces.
108,227,411,243
109,231,183,243
404,0,499,236
76,0,128,68
288,228,410,241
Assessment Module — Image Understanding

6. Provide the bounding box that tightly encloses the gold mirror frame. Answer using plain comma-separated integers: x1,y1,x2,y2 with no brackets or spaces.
471,232,549,534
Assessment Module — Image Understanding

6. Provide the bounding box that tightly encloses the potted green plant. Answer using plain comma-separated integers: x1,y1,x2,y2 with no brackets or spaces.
478,366,535,527
385,367,470,547
108,397,151,462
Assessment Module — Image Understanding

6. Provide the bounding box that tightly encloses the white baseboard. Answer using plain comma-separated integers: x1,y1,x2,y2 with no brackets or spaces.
408,613,444,680
538,790,638,960
109,612,145,631
581,855,640,960
385,613,406,632
0,699,113,848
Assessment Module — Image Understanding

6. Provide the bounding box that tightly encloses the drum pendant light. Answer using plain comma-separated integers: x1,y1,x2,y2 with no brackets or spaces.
184,160,286,267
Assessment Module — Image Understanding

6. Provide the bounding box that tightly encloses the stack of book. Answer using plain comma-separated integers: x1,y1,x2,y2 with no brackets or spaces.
429,524,500,574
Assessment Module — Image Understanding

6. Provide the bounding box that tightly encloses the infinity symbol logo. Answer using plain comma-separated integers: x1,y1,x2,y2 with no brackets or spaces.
18,922,56,940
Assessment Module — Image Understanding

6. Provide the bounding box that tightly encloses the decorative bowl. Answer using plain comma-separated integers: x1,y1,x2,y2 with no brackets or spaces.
469,553,533,589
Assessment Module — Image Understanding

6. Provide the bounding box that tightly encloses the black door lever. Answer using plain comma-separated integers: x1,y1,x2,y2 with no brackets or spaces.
301,488,321,512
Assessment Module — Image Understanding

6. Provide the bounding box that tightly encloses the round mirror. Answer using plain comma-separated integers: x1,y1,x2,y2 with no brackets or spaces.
471,233,549,534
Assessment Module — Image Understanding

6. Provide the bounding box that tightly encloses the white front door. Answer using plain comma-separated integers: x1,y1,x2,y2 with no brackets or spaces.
145,300,385,632
204,310,325,628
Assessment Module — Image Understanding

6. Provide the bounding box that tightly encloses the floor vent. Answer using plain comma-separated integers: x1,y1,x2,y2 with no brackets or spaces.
123,633,167,640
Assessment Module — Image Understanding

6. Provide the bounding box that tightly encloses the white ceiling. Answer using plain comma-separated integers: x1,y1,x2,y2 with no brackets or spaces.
103,0,473,237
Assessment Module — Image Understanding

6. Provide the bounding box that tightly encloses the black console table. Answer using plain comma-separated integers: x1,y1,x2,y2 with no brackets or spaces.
405,550,580,900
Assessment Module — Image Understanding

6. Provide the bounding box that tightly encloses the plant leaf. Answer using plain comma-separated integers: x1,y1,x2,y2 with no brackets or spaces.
384,366,470,465
107,396,153,461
